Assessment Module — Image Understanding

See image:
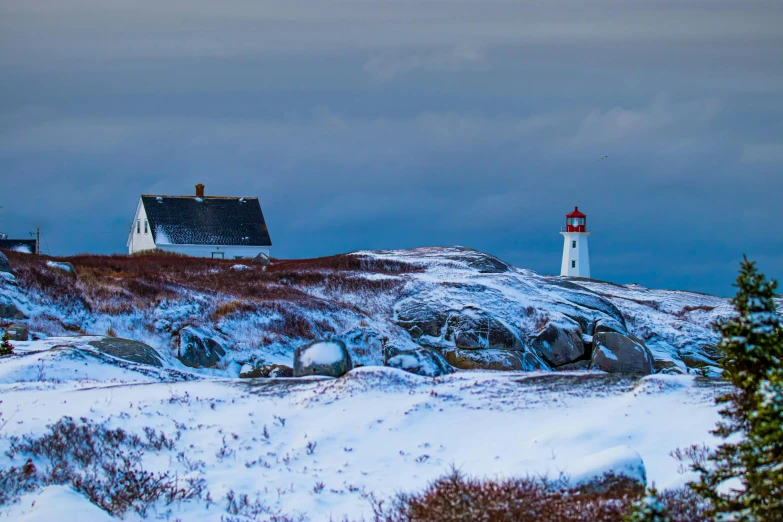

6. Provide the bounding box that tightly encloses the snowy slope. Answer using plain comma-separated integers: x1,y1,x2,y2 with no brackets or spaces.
0,342,728,521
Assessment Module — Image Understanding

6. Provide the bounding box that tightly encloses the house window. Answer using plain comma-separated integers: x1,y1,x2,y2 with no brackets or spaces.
572,260,576,268
136,220,140,234
212,252,225,259
144,220,148,234
572,240,576,248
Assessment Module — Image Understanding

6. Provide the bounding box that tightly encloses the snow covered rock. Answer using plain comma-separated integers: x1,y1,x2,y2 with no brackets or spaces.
18,485,116,522
446,308,524,350
87,337,163,367
5,322,29,341
531,322,585,367
240,363,294,378
178,326,226,368
593,317,627,336
0,301,24,319
46,260,77,278
396,299,449,339
252,252,271,265
293,340,352,377
590,332,654,375
441,348,525,371
568,446,647,495
0,251,12,273
386,348,453,377
230,264,250,271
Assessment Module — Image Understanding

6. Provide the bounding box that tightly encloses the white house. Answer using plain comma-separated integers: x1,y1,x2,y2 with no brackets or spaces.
127,184,272,259
559,206,591,278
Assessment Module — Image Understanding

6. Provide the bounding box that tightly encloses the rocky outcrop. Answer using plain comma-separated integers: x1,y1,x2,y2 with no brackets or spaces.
5,322,28,341
441,348,525,371
396,300,449,339
293,340,352,377
387,348,453,377
252,252,271,266
0,252,12,274
590,332,654,375
445,308,524,350
178,327,226,368
531,323,585,367
593,317,627,336
0,302,25,320
87,337,163,367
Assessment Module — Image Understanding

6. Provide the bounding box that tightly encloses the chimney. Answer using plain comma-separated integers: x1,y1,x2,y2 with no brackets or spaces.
195,184,205,198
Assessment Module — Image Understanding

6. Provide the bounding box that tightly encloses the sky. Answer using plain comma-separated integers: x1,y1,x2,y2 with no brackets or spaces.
1,0,782,296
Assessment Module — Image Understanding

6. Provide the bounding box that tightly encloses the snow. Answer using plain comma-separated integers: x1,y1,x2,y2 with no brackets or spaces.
46,261,72,272
13,245,32,253
14,486,116,522
299,341,344,365
231,264,250,271
0,341,728,520
567,446,646,487
597,345,619,361
154,227,170,245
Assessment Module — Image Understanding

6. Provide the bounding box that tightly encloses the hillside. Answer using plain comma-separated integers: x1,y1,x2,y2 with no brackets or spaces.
0,246,744,377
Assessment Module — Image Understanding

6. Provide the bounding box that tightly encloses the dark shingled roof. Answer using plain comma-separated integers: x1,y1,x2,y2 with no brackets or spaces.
141,196,272,246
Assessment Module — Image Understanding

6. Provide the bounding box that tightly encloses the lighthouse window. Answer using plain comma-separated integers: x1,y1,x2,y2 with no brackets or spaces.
572,260,576,268
572,241,576,248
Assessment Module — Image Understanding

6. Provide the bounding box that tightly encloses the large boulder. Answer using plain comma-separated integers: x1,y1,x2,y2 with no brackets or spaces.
5,322,29,341
178,326,226,368
0,252,12,274
251,252,271,266
590,332,654,375
386,348,453,377
87,337,163,367
293,340,352,377
593,317,627,336
46,261,77,279
395,300,449,339
0,302,24,319
531,323,585,367
445,308,524,350
441,348,524,371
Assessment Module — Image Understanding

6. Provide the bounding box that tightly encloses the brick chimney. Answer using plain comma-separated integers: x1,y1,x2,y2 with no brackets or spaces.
195,184,205,198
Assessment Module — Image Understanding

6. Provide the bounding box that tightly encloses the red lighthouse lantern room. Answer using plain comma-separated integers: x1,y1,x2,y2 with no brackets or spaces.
565,207,587,232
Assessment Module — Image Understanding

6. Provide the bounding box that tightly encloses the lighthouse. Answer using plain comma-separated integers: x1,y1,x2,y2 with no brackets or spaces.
560,206,591,278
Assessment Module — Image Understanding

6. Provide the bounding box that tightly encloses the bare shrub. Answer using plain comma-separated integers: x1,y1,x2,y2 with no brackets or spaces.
4,416,204,516
368,467,706,522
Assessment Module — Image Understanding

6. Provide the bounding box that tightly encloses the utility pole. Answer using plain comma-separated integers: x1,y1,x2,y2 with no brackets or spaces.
36,228,40,255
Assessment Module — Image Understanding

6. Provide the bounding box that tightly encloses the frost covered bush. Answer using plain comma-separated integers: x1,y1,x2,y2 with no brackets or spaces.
3,416,206,516
684,257,783,521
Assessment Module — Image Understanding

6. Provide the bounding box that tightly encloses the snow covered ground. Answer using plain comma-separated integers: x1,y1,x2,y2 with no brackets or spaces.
0,337,728,521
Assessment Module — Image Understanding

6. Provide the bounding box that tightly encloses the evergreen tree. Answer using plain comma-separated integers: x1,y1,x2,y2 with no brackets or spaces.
689,257,783,521
0,331,13,356
625,487,671,522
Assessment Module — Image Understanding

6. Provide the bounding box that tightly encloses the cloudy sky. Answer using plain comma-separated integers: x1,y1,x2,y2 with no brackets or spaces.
1,0,782,295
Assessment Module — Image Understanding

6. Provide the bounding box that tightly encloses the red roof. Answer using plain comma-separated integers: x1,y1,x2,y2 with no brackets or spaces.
566,206,586,218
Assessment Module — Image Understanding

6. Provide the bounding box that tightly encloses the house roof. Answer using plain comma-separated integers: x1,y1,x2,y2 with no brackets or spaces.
140,195,272,247
566,206,586,218
0,239,37,253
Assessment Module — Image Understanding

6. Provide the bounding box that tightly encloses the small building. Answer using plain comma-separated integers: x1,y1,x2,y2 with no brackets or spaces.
559,206,591,278
0,234,38,254
127,184,272,259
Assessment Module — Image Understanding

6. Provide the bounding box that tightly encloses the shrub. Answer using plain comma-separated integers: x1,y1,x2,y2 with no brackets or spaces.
0,330,13,356
3,416,205,516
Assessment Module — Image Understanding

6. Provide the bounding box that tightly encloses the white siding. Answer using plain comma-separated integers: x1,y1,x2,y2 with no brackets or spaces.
157,244,271,259
559,231,591,278
128,199,156,254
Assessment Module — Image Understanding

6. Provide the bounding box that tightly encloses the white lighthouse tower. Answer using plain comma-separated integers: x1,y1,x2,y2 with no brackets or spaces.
560,206,591,278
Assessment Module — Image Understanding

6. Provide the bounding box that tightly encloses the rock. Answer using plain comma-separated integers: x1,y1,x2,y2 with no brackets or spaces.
178,326,226,368
337,327,384,366
46,261,77,278
568,446,647,496
590,332,654,375
396,300,449,338
456,249,512,273
239,363,262,378
0,252,12,274
0,301,25,320
531,323,585,367
251,252,271,265
679,352,717,370
5,322,28,341
445,308,524,350
263,364,294,378
441,348,524,371
654,359,685,375
556,360,591,371
593,317,627,336
701,344,723,361
87,337,163,367
293,340,352,377
386,348,453,377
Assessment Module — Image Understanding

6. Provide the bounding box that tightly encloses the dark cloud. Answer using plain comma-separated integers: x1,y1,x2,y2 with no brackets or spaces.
1,0,782,296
